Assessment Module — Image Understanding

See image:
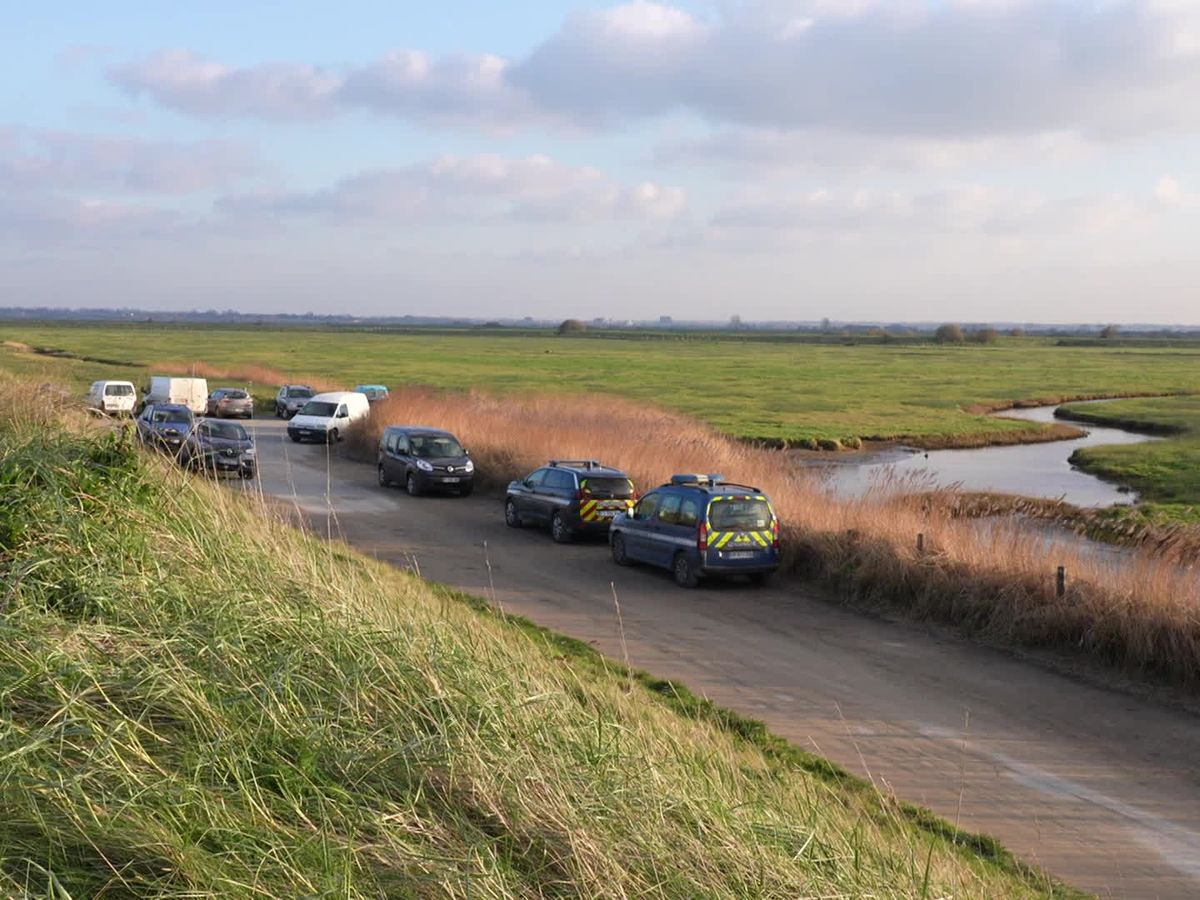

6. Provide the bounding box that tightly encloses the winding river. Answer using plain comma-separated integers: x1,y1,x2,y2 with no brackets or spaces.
807,402,1161,507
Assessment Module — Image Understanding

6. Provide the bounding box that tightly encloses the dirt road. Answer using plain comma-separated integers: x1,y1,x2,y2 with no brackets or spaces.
249,419,1200,898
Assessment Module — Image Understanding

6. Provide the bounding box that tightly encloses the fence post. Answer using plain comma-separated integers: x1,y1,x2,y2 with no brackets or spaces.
1056,566,1066,598
917,532,925,552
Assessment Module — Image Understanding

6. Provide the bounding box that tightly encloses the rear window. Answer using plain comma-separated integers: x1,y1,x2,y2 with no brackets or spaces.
104,384,134,396
221,390,248,400
288,387,314,399
580,476,634,498
708,498,773,530
299,401,338,417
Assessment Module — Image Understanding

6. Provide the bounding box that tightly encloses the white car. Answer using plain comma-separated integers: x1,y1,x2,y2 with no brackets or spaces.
86,380,137,416
286,391,371,443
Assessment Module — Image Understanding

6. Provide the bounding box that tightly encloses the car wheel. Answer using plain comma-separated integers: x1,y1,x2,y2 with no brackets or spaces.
406,473,422,497
611,533,631,566
748,572,771,586
457,484,473,497
504,499,522,527
551,512,572,544
673,552,700,589
290,433,301,443
378,465,390,488
275,404,282,418
329,428,339,444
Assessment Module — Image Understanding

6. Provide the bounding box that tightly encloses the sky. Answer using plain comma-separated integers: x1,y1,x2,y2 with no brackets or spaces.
3,0,1200,324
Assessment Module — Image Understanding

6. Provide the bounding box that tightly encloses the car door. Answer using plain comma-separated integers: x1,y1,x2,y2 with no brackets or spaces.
623,492,661,563
513,469,548,521
136,405,153,441
647,492,684,568
540,469,574,523
390,431,413,482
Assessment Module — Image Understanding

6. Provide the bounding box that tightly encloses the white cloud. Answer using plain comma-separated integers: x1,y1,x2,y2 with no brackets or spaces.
220,154,686,225
0,127,261,194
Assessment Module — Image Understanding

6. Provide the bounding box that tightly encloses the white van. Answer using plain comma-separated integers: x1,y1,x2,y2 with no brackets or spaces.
142,376,210,414
286,391,371,443
86,380,137,416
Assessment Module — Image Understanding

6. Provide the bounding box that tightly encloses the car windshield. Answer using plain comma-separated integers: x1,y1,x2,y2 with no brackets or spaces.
410,435,464,458
580,476,634,498
299,401,338,417
152,409,191,424
104,384,133,396
203,422,248,440
708,498,773,530
288,387,314,399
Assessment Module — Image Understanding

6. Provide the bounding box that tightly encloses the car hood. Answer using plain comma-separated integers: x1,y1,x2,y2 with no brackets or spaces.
420,455,471,468
289,413,333,429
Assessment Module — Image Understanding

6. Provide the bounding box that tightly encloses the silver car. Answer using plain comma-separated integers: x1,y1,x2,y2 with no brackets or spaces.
205,388,254,419
274,384,315,419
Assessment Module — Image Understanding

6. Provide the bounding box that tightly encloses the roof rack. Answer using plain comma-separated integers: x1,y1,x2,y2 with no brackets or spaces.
669,473,762,492
549,459,605,469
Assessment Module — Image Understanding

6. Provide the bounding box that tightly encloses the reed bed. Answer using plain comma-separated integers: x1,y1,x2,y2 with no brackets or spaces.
0,380,1061,897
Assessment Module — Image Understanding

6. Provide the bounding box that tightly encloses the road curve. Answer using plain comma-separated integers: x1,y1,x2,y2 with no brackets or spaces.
246,418,1200,898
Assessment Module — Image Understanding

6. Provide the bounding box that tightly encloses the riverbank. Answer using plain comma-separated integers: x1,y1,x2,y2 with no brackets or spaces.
1058,397,1200,525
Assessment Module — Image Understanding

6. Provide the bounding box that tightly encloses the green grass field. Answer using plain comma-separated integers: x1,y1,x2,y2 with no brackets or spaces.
1060,396,1200,523
4,322,1199,445
0,383,1068,897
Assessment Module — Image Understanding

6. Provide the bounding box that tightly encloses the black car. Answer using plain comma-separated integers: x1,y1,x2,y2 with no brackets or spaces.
504,460,636,543
135,403,195,455
181,419,256,479
377,425,474,496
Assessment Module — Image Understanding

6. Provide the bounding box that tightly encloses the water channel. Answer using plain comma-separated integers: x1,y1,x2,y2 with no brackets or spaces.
807,402,1161,508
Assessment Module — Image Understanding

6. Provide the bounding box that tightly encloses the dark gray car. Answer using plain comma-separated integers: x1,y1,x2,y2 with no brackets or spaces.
377,426,474,496
135,403,195,455
504,460,635,543
181,419,256,478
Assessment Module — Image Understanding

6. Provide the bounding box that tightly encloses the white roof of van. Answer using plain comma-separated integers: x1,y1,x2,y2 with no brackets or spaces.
309,391,365,401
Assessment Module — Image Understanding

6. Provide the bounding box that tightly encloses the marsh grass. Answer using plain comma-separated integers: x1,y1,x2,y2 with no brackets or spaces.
0,380,1069,897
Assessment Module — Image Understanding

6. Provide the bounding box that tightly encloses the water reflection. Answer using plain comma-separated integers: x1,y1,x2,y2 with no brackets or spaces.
807,402,1161,508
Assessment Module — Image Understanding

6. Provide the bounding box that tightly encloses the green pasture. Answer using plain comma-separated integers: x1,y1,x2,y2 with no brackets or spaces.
5,323,1199,445
1061,396,1200,523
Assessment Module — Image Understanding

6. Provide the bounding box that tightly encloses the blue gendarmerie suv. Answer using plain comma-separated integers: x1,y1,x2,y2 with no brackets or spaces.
608,474,780,588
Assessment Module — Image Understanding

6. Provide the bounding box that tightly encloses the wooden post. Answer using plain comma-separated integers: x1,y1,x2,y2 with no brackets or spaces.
917,532,925,552
1056,566,1066,598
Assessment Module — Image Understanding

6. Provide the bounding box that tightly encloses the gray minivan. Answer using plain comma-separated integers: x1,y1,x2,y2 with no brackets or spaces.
377,425,474,496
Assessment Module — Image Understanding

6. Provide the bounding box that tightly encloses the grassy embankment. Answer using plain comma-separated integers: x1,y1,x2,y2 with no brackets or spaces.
6,322,1200,447
0,382,1068,897
1058,396,1200,525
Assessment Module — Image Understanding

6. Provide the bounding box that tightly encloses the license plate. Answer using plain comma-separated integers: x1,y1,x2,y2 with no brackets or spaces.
597,509,618,518
442,476,461,483
726,551,755,560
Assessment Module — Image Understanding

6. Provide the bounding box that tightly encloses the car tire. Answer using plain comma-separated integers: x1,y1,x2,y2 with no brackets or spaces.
673,552,700,589
275,404,282,418
748,572,771,587
611,533,631,566
504,499,522,527
551,512,572,544
457,484,473,497
329,429,339,444
290,433,301,443
378,465,390,488
406,473,422,497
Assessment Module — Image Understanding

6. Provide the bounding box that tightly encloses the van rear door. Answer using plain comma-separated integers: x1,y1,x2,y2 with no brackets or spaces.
705,495,776,566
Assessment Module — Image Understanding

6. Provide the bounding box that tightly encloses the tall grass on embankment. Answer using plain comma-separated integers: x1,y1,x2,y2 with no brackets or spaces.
344,386,1200,687
0,383,1064,897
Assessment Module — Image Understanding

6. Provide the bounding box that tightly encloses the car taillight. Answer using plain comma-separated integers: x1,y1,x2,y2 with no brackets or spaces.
698,521,708,552
771,518,780,550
